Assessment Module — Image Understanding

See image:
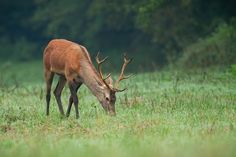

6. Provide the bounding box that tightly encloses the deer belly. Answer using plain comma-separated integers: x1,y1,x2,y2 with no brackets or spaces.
50,67,65,75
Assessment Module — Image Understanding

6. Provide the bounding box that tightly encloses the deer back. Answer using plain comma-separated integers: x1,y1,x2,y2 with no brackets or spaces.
43,39,85,76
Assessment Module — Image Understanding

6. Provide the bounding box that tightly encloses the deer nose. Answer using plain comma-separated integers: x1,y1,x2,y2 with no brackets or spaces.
108,111,116,116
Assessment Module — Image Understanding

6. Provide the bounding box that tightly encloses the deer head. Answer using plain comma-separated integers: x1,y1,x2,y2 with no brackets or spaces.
95,52,132,116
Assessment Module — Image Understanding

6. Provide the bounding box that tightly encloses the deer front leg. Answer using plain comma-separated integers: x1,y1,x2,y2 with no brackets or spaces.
68,82,80,119
66,83,82,117
54,76,66,116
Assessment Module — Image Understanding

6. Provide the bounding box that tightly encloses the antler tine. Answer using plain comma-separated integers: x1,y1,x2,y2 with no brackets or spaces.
95,52,111,89
95,52,108,79
124,53,133,64
96,52,108,65
114,53,133,90
113,87,127,92
104,73,111,80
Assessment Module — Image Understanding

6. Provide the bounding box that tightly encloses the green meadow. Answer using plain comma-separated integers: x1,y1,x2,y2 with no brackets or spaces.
0,62,236,157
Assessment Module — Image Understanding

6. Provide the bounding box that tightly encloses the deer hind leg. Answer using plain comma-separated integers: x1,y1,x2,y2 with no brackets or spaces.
66,82,82,118
68,81,80,119
45,71,55,116
54,75,66,116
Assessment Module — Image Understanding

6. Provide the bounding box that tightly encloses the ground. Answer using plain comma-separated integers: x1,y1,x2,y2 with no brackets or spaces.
0,61,236,157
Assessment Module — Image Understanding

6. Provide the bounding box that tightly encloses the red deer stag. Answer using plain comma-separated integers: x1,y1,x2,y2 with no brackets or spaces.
43,39,132,118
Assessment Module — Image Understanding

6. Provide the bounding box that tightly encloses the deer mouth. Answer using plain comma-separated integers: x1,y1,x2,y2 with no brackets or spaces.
108,111,116,116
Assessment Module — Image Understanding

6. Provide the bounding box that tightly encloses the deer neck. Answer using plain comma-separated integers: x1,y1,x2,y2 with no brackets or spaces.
79,60,104,98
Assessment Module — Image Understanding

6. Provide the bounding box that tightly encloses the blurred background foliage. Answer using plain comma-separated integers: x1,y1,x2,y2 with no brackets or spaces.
0,0,236,69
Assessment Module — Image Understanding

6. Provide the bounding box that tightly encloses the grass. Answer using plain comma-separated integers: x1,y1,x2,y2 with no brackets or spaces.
0,61,236,157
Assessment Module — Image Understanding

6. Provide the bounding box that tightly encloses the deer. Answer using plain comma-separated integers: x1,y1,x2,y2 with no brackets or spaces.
43,39,132,119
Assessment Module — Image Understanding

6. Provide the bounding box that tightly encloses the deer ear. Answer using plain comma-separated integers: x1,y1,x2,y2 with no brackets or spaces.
105,76,113,86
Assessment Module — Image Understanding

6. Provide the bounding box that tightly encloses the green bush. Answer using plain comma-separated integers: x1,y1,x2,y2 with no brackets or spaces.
231,64,236,76
178,19,236,68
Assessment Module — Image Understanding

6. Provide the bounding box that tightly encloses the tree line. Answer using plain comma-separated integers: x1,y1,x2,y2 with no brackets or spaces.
0,0,236,68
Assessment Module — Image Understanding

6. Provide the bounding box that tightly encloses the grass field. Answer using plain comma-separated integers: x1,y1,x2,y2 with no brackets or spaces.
0,61,236,157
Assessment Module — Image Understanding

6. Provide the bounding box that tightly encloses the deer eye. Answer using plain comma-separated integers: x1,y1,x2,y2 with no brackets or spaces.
105,97,110,101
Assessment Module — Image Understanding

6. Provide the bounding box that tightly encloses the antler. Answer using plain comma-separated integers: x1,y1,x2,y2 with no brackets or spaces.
114,53,132,92
95,52,111,88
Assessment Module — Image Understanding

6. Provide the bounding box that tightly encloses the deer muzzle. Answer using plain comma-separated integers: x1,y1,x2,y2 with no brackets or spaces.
108,110,116,116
